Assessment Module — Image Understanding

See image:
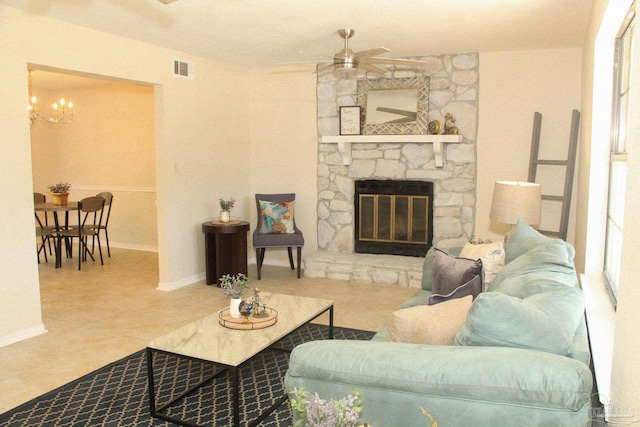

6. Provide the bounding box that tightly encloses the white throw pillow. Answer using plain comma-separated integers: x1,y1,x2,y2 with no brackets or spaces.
460,241,505,289
386,296,473,345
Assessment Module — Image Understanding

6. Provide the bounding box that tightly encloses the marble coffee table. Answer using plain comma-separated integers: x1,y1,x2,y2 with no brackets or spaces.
146,292,334,427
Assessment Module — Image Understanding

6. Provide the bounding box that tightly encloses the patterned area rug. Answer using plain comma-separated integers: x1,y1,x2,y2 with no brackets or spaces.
0,324,374,426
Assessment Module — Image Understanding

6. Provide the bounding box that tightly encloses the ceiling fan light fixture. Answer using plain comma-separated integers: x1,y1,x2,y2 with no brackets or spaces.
334,58,358,69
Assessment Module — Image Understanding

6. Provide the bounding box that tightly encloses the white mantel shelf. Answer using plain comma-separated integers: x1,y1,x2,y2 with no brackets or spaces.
320,135,463,167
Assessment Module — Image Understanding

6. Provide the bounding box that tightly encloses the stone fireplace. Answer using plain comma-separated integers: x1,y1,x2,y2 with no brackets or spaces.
304,53,479,287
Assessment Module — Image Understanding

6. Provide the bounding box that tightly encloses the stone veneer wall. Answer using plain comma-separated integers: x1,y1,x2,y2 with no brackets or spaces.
306,54,479,286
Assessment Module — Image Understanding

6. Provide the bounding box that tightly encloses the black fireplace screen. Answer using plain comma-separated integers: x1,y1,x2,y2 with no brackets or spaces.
355,180,433,257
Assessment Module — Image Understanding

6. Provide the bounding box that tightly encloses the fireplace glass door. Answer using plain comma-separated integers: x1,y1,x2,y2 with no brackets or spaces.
355,180,433,257
359,195,429,244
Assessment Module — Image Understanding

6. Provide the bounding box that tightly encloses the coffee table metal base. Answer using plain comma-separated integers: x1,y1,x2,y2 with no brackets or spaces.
146,306,334,427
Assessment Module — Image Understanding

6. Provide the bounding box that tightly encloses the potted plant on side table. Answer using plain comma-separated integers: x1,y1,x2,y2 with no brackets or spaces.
48,182,71,206
219,197,235,223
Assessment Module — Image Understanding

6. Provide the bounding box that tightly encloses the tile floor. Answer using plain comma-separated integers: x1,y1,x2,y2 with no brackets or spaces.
0,247,418,413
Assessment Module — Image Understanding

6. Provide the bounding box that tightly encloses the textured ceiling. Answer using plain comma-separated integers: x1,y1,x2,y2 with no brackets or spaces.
3,0,593,71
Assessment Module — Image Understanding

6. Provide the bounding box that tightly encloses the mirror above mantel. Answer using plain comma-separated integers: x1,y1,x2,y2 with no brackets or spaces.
357,76,429,135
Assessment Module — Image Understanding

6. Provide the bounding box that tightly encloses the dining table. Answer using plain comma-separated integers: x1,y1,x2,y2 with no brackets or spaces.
34,202,80,268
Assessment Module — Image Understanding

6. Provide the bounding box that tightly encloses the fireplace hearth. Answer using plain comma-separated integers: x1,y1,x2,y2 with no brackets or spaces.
355,180,433,257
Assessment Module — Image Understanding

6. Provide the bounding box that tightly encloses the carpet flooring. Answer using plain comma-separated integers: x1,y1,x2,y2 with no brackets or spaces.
0,324,374,427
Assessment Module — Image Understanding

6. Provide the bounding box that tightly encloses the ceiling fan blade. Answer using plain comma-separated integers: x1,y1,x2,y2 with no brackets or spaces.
358,63,391,75
353,47,390,60
361,58,425,66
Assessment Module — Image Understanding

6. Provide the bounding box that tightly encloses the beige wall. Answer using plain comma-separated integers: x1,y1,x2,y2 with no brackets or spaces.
30,80,158,251
578,0,640,418
0,5,253,340
476,48,582,243
247,68,318,265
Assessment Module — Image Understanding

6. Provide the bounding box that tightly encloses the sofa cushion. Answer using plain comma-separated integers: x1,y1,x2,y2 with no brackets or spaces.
286,341,593,413
503,220,550,263
258,200,295,234
459,241,505,288
454,286,585,356
421,247,462,291
428,275,482,305
489,238,577,294
432,248,483,296
387,296,472,345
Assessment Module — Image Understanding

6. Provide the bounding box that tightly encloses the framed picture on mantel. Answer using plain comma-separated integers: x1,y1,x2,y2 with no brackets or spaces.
339,106,361,135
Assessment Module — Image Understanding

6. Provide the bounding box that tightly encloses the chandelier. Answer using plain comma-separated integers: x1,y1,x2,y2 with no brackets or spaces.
28,70,75,125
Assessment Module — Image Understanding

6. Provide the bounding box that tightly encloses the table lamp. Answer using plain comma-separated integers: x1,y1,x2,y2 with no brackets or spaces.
490,181,541,238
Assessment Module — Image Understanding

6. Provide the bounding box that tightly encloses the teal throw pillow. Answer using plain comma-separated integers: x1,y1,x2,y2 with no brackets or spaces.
258,200,295,234
454,286,585,356
504,220,550,264
490,239,578,294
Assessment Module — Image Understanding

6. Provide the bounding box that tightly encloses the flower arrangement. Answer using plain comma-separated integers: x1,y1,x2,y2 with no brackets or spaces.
47,182,71,193
220,273,249,299
219,198,236,212
291,387,363,427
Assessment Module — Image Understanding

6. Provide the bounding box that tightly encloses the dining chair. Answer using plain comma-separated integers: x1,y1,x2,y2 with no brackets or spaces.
253,193,304,280
33,192,55,262
57,196,105,270
92,192,113,257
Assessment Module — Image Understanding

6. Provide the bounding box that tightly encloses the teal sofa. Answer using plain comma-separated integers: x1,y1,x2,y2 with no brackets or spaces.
285,221,593,426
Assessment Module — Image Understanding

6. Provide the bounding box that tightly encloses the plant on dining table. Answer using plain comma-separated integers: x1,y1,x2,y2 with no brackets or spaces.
47,182,71,194
220,273,249,299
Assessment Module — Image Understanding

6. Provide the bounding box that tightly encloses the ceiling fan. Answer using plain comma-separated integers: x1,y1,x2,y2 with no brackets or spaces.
319,29,425,75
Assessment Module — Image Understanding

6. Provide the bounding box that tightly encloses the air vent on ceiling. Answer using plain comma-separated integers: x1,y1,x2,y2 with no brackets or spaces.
173,59,193,78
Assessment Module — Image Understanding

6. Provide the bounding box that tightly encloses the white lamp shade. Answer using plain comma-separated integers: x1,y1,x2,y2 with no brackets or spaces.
490,181,542,226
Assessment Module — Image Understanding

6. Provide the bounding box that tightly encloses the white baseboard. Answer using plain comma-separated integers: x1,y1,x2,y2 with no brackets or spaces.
157,272,205,291
0,323,47,348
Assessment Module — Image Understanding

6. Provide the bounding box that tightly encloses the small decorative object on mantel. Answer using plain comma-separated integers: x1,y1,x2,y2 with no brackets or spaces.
291,387,364,427
218,197,235,223
444,112,458,135
47,182,71,206
428,120,441,135
220,273,249,318
340,106,362,135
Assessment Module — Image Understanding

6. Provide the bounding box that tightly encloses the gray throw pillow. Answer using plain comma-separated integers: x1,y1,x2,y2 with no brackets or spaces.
432,248,483,297
428,274,482,305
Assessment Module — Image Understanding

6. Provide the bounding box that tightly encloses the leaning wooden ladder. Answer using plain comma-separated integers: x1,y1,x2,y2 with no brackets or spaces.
527,109,580,240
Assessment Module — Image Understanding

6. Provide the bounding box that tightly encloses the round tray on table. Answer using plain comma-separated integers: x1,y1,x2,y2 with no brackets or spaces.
218,307,278,330
209,218,242,226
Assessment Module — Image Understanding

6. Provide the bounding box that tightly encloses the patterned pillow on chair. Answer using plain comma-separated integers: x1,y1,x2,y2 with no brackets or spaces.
258,200,295,234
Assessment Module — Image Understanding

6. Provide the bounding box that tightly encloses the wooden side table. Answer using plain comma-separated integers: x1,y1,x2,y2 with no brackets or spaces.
201,220,250,286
